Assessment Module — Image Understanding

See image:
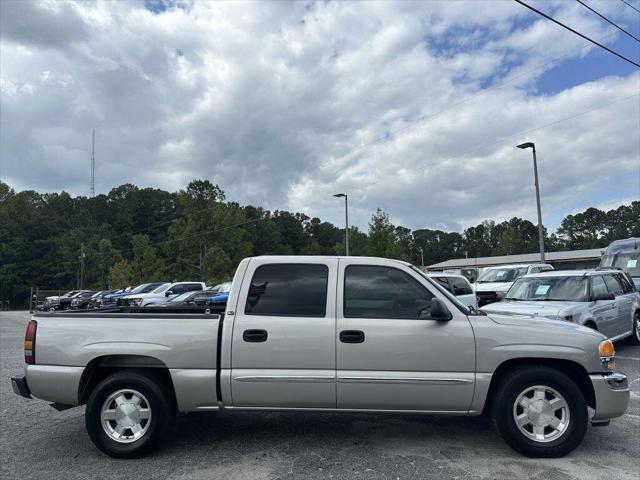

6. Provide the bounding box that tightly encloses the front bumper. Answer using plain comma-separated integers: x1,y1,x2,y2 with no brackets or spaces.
590,372,629,422
11,376,31,399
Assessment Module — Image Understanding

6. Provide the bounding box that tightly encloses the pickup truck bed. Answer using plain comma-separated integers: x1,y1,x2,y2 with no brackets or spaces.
22,309,224,412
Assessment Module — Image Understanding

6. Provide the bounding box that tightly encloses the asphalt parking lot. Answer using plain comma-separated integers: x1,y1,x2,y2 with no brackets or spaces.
1,310,638,480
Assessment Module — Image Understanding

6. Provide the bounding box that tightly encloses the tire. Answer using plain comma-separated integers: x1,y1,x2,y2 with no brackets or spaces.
627,310,640,345
85,370,175,458
491,365,588,458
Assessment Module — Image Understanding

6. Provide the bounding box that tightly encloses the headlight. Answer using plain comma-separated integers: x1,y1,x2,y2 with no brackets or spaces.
598,340,615,370
496,291,506,299
129,298,142,306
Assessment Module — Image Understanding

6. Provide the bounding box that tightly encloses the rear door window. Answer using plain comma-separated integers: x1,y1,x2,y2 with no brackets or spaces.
591,276,609,297
245,264,329,317
432,277,450,292
449,277,473,296
604,275,623,296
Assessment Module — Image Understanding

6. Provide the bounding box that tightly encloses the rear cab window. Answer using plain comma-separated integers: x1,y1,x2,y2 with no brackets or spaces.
245,264,329,317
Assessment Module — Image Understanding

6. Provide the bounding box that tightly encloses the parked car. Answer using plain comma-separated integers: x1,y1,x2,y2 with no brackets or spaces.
481,270,640,344
600,238,640,290
102,283,166,307
84,290,120,309
443,268,479,284
146,290,213,307
42,290,93,311
70,291,103,309
12,256,629,459
427,273,477,309
40,290,81,310
122,281,206,306
474,263,554,306
207,281,232,304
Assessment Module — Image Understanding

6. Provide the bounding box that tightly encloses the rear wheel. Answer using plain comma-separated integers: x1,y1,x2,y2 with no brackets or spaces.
492,366,587,458
85,371,174,458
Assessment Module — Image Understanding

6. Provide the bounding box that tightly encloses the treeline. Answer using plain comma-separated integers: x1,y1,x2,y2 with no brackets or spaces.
1,180,638,306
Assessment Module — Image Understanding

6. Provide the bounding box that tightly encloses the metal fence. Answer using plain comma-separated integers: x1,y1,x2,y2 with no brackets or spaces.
0,301,10,311
29,288,68,313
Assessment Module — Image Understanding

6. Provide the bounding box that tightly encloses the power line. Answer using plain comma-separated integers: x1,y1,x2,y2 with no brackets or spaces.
619,0,640,15
514,0,640,68
576,0,640,43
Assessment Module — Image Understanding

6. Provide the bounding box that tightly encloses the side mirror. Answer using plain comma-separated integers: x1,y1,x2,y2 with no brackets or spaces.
593,292,615,301
165,290,173,297
420,298,452,321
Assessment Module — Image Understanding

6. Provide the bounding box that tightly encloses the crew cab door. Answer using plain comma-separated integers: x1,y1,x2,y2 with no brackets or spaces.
230,258,337,408
336,258,476,412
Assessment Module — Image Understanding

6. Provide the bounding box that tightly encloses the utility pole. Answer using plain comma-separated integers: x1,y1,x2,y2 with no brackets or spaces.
79,243,85,289
90,130,95,197
419,247,424,268
333,193,350,256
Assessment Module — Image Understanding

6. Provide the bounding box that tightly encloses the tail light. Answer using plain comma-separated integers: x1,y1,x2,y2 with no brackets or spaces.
24,320,37,364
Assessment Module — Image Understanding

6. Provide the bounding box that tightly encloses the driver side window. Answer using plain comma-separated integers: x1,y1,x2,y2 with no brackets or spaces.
344,265,434,319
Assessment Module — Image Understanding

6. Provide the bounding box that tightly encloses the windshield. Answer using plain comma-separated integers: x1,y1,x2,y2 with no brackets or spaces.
477,267,527,283
505,276,588,301
410,266,473,315
130,283,160,294
152,283,171,294
601,253,640,277
218,282,231,293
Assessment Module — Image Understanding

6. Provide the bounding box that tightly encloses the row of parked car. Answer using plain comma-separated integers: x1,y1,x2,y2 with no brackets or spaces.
429,238,640,344
40,281,232,311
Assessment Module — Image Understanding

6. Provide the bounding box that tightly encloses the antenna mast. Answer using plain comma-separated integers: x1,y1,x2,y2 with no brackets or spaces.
90,129,95,197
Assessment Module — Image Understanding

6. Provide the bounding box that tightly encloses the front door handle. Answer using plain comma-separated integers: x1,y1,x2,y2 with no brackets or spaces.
340,330,365,343
243,329,268,342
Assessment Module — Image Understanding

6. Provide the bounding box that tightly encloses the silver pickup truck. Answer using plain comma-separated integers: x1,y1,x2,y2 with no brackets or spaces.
12,256,629,459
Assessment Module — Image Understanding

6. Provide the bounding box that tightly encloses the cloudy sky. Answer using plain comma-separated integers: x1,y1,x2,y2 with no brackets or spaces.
1,0,639,232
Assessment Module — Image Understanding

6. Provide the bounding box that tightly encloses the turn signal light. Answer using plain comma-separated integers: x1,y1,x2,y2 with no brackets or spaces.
598,339,615,358
24,320,37,365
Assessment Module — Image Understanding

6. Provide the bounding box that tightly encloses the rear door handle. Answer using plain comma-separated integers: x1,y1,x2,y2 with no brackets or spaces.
340,330,365,343
243,329,268,342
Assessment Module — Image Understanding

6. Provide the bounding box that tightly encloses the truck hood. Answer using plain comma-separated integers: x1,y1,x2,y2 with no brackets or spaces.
480,300,582,319
485,311,600,336
474,282,512,293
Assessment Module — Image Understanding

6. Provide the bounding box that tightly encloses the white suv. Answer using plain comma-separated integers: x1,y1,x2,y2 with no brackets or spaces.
123,282,207,306
474,263,553,306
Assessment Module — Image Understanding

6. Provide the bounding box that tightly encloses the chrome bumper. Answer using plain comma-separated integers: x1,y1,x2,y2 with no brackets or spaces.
589,372,629,423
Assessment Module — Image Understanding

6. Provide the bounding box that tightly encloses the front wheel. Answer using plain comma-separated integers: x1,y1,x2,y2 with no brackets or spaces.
85,371,175,458
626,311,640,345
492,366,587,458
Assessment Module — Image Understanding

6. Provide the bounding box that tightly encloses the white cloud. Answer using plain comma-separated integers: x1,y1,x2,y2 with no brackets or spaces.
0,0,638,232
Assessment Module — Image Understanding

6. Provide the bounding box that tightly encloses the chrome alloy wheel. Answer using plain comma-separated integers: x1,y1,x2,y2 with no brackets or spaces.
101,389,152,443
513,385,570,443
634,311,640,342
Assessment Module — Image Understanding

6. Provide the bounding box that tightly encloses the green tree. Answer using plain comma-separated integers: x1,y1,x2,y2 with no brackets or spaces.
366,209,410,260
108,260,133,289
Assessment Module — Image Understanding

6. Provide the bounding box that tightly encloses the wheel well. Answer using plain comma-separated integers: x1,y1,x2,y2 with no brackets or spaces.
78,355,176,405
483,358,596,413
584,320,598,330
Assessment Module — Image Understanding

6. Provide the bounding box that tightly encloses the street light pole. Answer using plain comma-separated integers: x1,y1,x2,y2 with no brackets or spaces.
516,142,545,263
334,193,349,256
419,247,424,268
